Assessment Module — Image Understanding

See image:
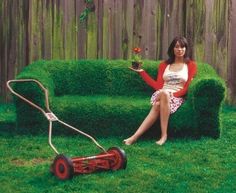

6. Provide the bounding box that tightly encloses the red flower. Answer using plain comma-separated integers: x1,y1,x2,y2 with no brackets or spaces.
133,47,141,54
132,47,142,63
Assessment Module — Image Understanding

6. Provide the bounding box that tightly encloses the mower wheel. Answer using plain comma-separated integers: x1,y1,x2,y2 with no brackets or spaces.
52,154,74,180
107,147,127,170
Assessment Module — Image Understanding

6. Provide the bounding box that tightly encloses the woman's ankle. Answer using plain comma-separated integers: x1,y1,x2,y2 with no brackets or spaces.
123,136,136,145
156,135,167,145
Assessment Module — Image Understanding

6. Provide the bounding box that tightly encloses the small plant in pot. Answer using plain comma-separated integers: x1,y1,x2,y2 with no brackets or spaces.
131,47,142,69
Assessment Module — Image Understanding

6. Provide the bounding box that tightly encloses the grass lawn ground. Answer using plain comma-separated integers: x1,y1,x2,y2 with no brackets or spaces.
0,104,235,193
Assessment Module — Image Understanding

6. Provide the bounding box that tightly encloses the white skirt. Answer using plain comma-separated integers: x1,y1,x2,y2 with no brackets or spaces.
150,90,185,114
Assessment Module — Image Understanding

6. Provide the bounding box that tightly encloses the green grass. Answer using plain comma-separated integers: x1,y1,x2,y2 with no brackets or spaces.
0,103,16,123
0,105,235,193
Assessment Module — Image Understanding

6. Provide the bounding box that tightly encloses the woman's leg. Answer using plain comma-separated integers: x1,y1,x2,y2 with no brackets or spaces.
123,102,160,145
156,91,170,145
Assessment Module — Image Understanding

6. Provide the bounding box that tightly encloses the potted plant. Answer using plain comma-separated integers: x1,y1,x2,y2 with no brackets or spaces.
131,47,142,69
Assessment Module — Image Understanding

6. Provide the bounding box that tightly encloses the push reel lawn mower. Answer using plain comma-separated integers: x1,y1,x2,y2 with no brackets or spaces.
7,79,127,180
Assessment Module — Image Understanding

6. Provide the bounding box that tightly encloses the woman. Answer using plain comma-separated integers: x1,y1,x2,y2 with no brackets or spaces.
124,36,197,145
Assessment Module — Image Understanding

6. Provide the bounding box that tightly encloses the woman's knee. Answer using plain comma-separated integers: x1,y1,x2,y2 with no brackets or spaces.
152,102,160,111
159,90,170,101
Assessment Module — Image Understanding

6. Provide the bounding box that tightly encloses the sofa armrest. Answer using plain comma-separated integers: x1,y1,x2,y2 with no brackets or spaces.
13,65,55,131
15,71,55,104
187,77,226,138
188,77,226,111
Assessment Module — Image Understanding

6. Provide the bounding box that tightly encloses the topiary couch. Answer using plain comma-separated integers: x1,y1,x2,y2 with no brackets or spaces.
12,59,226,138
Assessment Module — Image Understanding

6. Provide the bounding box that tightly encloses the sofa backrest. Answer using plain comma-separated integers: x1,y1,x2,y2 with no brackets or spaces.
16,59,222,98
18,59,159,97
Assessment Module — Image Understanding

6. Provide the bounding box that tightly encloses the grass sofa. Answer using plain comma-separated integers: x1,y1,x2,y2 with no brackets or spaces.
12,59,226,138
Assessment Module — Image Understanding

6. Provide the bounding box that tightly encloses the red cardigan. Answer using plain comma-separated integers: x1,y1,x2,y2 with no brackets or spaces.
139,60,197,97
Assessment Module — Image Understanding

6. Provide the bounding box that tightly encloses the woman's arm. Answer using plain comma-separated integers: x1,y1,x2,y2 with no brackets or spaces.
138,62,167,90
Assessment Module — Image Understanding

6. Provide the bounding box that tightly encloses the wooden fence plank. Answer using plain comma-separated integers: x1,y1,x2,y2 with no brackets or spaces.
76,0,87,59
228,0,236,104
42,0,52,60
51,0,63,59
97,0,104,58
122,0,134,60
87,0,98,59
140,0,157,59
213,0,229,79
132,0,143,52
63,0,77,59
159,0,171,59
113,0,123,58
0,0,10,101
29,0,42,62
102,0,113,58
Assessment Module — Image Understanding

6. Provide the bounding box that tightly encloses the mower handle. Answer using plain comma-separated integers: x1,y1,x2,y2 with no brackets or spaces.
6,79,51,114
6,79,107,154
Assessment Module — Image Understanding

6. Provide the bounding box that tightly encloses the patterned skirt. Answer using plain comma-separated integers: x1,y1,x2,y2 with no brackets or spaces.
150,90,184,114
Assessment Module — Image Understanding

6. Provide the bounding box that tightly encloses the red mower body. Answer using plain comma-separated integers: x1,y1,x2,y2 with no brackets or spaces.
52,147,127,180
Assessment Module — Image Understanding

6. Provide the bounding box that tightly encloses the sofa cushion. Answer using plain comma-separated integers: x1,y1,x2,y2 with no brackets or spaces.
51,95,150,136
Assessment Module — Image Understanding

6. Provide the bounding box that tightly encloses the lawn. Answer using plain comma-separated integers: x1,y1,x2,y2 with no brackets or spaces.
0,104,235,193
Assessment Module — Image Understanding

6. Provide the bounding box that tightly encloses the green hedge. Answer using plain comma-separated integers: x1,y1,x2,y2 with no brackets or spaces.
13,60,226,138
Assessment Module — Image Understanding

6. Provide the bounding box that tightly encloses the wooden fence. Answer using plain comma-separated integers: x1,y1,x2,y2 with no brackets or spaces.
0,0,235,104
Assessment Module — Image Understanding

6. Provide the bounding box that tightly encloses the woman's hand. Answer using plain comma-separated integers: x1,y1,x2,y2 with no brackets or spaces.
128,67,144,72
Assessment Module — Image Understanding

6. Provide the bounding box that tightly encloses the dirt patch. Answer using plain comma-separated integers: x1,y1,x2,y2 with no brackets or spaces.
11,157,51,166
11,159,25,166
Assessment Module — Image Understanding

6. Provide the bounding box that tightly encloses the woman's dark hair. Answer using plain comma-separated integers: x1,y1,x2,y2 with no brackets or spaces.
165,36,190,64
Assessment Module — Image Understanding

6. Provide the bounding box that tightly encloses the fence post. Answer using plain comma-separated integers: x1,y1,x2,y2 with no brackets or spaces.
228,0,236,104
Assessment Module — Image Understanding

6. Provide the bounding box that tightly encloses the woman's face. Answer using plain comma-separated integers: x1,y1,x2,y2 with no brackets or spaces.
174,41,186,58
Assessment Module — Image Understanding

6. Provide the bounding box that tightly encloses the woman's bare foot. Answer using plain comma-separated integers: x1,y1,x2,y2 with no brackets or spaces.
156,135,167,145
123,137,136,145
